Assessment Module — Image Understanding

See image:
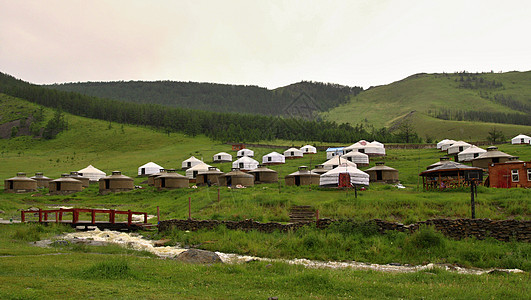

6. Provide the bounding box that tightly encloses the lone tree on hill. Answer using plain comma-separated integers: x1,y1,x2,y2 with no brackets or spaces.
486,128,505,143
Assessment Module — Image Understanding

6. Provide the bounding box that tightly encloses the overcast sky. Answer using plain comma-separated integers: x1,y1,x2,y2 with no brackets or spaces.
1,0,530,89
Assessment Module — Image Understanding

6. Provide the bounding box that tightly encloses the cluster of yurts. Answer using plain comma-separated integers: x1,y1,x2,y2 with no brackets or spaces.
4,141,400,195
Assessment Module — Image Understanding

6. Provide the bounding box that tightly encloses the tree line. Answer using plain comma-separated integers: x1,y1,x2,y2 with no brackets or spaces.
428,108,531,126
46,80,362,117
0,72,419,143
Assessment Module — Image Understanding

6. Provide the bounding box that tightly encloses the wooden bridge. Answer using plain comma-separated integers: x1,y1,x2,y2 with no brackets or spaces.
21,208,152,231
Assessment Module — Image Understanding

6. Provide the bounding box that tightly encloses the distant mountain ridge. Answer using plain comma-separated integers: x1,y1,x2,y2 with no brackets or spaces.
47,80,363,117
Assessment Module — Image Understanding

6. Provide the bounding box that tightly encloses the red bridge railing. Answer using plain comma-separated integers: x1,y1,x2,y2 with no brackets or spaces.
21,208,148,226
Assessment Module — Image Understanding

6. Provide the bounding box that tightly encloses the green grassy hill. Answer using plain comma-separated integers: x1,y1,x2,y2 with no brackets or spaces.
322,71,531,140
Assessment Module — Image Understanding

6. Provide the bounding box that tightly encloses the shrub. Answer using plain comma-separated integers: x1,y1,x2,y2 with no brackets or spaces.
81,259,134,279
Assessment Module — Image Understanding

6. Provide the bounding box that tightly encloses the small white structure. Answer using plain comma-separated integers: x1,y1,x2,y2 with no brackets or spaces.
341,151,369,167
319,164,369,187
284,147,304,159
437,139,452,150
237,149,254,158
182,156,203,170
78,165,106,182
232,156,259,171
447,141,472,155
322,156,357,170
511,134,531,145
440,140,456,152
326,147,344,159
138,162,163,176
457,145,487,162
212,152,232,163
344,140,385,156
186,163,216,179
262,152,285,165
300,145,317,154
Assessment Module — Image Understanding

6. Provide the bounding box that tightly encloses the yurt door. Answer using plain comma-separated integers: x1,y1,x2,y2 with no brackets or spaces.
227,176,232,186
8,180,14,190
339,173,351,188
255,173,261,182
376,171,383,181
187,162,191,168
141,168,145,175
161,178,166,188
295,176,301,186
56,182,62,191
104,179,110,189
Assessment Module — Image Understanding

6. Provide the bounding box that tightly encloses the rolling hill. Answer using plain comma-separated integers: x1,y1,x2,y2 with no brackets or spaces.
322,71,531,139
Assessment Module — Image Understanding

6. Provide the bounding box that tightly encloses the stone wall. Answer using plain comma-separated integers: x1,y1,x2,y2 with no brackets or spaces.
159,218,530,242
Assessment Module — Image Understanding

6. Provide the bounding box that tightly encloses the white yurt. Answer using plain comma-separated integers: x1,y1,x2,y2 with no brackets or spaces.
343,140,370,154
326,147,344,159
237,149,254,158
340,151,369,167
370,141,385,148
322,156,357,170
78,165,106,182
262,152,285,165
284,147,304,159
319,164,369,187
212,152,232,163
232,156,259,171
186,163,216,179
300,145,317,154
447,141,472,155
457,145,487,162
182,156,203,170
345,140,385,156
440,140,456,152
511,134,531,145
138,162,164,176
437,139,452,150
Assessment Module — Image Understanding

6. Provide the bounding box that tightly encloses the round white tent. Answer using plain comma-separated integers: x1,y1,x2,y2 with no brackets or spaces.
262,151,285,164
344,140,385,156
440,140,456,152
511,134,531,145
182,156,203,170
212,152,232,163
437,139,452,149
232,156,259,171
322,156,357,170
186,163,216,179
457,145,487,162
341,151,369,166
326,147,344,159
370,141,385,148
319,164,369,187
284,147,303,159
237,149,254,158
78,165,106,182
447,141,472,155
138,162,164,176
343,140,370,153
300,145,317,154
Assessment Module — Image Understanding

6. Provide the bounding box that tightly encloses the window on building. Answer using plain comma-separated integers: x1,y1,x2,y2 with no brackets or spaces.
511,169,519,182
527,169,531,181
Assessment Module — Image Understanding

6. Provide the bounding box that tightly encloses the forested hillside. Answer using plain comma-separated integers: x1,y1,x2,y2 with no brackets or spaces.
0,72,405,143
47,80,362,117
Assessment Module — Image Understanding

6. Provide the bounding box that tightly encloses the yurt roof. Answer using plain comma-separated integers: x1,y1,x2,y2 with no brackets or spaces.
213,152,231,156
237,149,254,155
285,147,302,152
365,164,397,172
473,147,513,160
344,140,370,150
197,167,223,175
157,170,188,179
78,165,106,175
52,174,83,183
301,145,316,150
440,139,456,145
420,162,482,175
370,141,384,147
286,166,320,177
326,147,344,152
187,163,213,171
341,151,369,158
139,161,163,169
323,156,357,168
248,166,277,174
102,171,133,180
264,151,284,157
459,145,486,154
183,156,202,163
221,169,254,178
6,173,36,182
31,173,51,180
512,134,531,139
448,141,471,148
234,156,259,164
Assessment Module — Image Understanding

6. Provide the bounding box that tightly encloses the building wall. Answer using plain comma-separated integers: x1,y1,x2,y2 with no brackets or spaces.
489,162,531,188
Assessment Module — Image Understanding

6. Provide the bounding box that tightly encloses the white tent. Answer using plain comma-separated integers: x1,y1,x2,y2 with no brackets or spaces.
237,149,254,158
322,156,357,170
437,139,452,149
511,134,531,145
78,165,106,182
457,146,487,162
232,156,259,171
300,145,317,154
186,163,216,179
341,151,369,166
344,140,385,156
344,140,370,153
138,162,163,176
284,147,303,159
319,164,369,187
447,141,472,155
440,140,456,152
262,151,285,164
182,156,203,170
212,152,232,163
370,141,385,148
326,147,344,159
